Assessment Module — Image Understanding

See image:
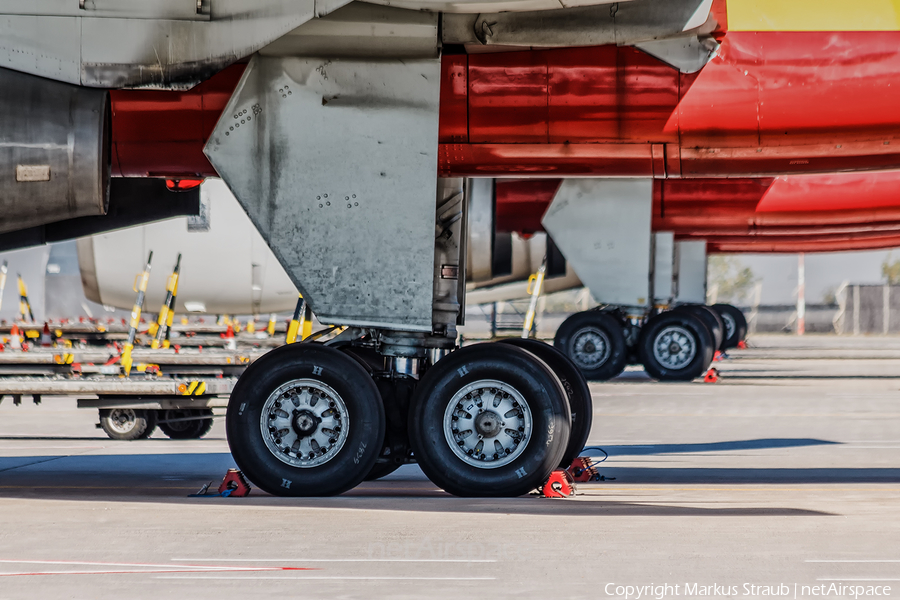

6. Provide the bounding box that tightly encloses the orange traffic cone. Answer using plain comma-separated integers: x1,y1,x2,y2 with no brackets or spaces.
41,322,52,347
224,324,236,350
9,324,21,350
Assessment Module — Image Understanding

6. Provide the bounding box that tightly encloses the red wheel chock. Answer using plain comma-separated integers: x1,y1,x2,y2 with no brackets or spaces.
567,457,599,483
703,367,719,383
540,470,576,498
737,340,748,350
217,469,252,497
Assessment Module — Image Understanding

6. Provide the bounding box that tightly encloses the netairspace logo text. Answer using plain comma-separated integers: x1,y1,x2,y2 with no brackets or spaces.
605,583,893,600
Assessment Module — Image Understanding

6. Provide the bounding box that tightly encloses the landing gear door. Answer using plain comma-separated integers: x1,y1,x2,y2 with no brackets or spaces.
204,55,441,331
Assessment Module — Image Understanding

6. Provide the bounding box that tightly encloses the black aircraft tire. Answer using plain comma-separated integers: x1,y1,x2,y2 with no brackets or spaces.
638,311,715,381
409,343,570,497
499,338,592,469
712,304,749,349
553,311,628,381
674,304,725,352
226,343,385,497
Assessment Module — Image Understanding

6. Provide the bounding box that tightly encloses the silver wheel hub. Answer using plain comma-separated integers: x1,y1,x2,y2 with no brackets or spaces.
653,325,697,370
107,408,138,434
569,326,611,370
260,379,349,468
721,312,736,340
443,379,532,469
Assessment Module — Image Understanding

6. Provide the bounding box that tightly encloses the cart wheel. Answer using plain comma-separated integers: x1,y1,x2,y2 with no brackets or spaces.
159,409,215,439
99,408,158,441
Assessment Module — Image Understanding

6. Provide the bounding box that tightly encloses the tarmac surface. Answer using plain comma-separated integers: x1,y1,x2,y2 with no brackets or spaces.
1,334,899,599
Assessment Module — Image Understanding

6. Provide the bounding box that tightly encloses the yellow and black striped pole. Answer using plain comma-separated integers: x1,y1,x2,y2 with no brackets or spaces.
151,254,181,349
522,257,547,339
0,261,7,313
17,274,34,323
122,251,153,376
301,300,313,340
161,272,179,349
286,296,303,344
286,295,313,343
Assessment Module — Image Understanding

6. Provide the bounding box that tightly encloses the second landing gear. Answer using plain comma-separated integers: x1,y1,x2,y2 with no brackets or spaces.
555,305,739,382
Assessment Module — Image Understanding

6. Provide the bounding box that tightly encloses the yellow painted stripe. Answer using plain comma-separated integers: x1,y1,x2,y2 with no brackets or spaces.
186,381,199,395
727,0,900,31
195,382,207,396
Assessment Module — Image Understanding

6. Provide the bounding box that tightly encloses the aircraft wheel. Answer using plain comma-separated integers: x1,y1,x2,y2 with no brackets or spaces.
711,304,748,349
674,304,724,351
226,343,385,497
499,338,592,469
638,311,714,381
553,311,627,381
409,343,570,497
99,408,157,441
158,409,214,439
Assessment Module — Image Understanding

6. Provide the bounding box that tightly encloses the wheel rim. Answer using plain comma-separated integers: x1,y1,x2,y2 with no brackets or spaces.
721,312,736,340
107,408,138,434
652,325,697,370
568,326,611,370
259,379,350,468
442,379,533,469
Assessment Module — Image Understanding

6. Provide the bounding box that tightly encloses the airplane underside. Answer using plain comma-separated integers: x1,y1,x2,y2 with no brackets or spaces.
1,0,899,496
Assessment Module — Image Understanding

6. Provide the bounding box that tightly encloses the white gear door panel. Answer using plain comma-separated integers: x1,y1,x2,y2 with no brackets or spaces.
652,231,674,303
205,55,440,331
542,178,652,309
675,240,707,304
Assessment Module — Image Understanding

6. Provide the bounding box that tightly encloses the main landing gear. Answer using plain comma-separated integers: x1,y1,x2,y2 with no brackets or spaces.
226,338,583,498
554,303,748,382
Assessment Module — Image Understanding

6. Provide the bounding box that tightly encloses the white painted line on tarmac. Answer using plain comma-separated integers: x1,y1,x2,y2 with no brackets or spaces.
157,576,496,581
841,446,900,449
808,560,900,563
172,558,497,563
0,559,302,571
817,579,900,582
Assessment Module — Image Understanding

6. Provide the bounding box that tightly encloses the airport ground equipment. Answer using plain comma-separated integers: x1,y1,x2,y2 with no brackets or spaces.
121,252,153,376
0,347,248,439
150,254,181,349
0,375,234,440
16,274,34,322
